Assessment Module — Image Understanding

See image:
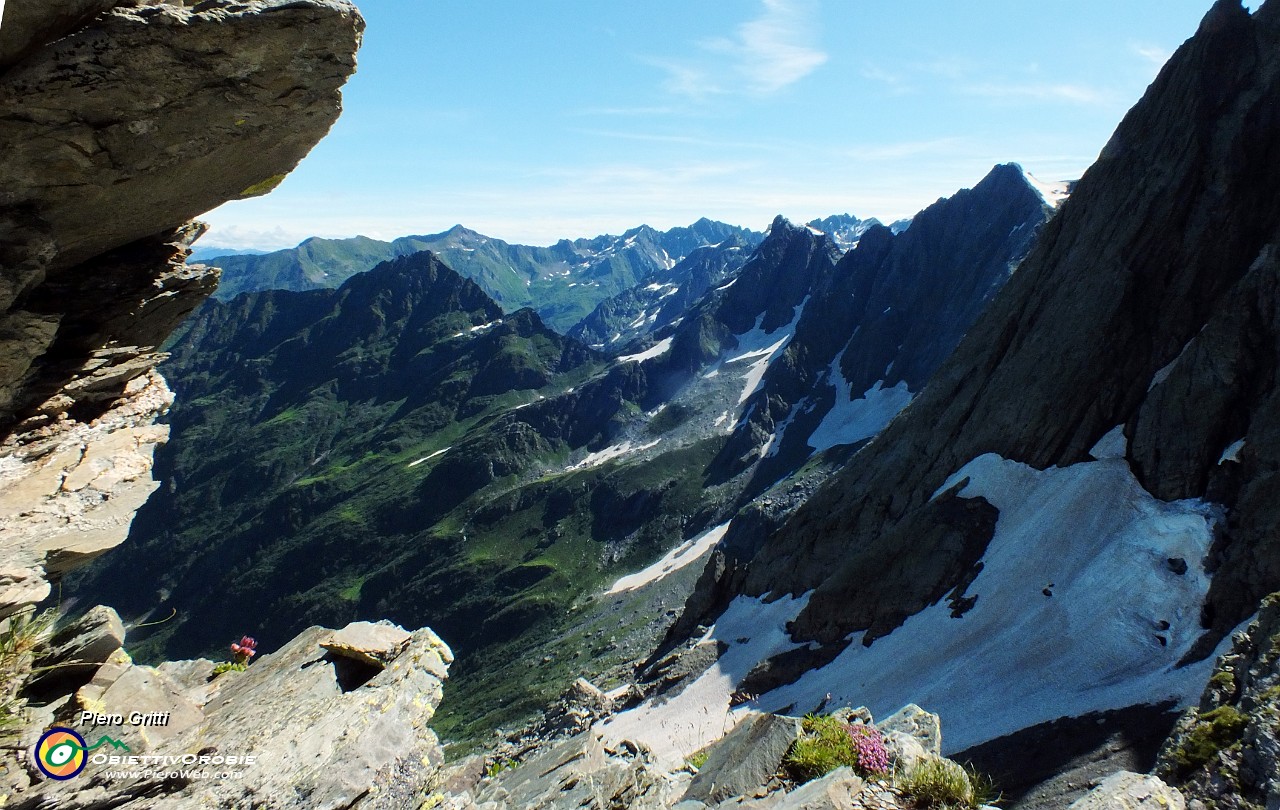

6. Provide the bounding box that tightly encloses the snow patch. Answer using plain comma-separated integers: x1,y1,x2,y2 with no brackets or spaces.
1219,438,1246,464
726,301,807,406
606,522,732,595
599,592,811,768
746,452,1228,755
760,400,805,458
1089,424,1128,460
1023,169,1071,207
407,447,450,468
807,351,913,452
617,337,674,364
566,439,661,472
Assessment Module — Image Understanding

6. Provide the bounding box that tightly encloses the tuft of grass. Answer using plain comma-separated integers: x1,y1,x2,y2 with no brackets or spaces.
0,608,58,737
783,714,888,783
687,749,709,770
897,757,996,810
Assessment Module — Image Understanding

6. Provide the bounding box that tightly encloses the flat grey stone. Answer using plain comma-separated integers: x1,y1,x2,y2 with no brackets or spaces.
685,713,802,804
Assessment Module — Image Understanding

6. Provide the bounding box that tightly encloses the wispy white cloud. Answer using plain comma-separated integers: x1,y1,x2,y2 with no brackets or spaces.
645,0,827,99
705,0,828,94
571,105,680,117
841,137,970,162
1131,42,1172,69
641,56,723,100
860,65,912,94
962,81,1115,106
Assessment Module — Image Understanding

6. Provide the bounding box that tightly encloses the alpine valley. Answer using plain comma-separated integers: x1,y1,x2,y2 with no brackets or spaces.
4,2,1280,810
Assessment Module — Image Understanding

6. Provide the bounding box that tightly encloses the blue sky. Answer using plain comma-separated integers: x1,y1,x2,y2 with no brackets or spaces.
201,1,1231,250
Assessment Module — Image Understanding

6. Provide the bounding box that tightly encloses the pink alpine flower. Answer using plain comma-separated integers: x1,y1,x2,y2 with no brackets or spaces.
230,635,258,664
846,724,890,776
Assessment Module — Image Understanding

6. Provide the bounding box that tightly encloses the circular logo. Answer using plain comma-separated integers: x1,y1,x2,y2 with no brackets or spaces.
35,727,87,780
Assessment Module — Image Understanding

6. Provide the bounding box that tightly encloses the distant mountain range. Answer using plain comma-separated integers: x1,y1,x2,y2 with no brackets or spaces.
194,214,920,336
199,219,763,333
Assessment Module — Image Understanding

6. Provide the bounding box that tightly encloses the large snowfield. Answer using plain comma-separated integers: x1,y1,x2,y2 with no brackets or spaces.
603,450,1244,766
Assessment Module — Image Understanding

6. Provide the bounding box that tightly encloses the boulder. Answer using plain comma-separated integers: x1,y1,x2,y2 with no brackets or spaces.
28,604,125,689
878,704,942,756
0,0,364,278
71,662,204,749
1068,772,1186,810
883,730,929,773
320,620,412,668
773,766,865,810
471,731,683,810
684,713,802,804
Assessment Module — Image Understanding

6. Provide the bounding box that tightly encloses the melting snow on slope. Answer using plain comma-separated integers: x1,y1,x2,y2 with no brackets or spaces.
599,593,811,768
726,301,807,406
807,350,913,451
606,522,732,595
617,337,673,364
749,453,1235,754
1023,169,1071,207
566,439,661,471
406,447,450,468
1220,438,1246,464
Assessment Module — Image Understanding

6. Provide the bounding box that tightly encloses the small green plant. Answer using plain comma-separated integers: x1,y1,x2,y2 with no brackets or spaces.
1171,705,1248,773
419,793,445,809
783,714,890,783
686,749,710,770
897,757,995,810
485,758,517,778
211,635,258,679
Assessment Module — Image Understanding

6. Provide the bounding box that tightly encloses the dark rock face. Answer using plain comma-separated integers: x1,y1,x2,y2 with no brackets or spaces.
0,0,125,69
0,0,363,431
674,0,1280,653
956,703,1182,810
713,163,1050,490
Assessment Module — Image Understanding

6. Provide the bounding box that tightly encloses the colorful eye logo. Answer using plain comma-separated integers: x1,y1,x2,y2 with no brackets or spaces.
35,727,87,780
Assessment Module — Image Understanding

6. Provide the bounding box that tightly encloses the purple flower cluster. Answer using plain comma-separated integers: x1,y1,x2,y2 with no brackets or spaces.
847,724,889,775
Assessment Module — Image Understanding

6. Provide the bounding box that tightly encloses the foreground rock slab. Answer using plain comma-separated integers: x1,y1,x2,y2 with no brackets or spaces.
1067,772,1186,810
684,712,801,804
9,622,452,810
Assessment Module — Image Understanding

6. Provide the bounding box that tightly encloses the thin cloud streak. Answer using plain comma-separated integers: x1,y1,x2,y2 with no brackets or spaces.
962,81,1116,106
709,0,829,94
645,0,827,99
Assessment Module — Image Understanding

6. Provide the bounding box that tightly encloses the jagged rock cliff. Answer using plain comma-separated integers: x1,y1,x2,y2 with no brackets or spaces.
680,0,1280,655
638,0,1280,771
0,0,364,619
